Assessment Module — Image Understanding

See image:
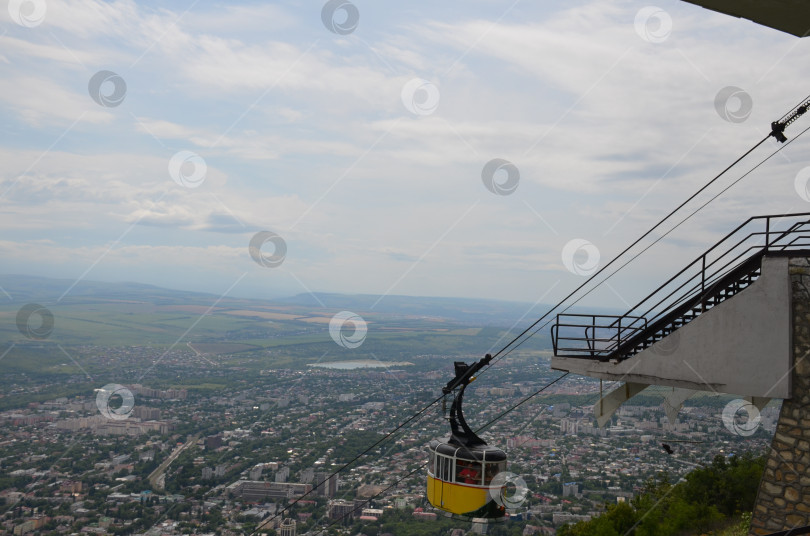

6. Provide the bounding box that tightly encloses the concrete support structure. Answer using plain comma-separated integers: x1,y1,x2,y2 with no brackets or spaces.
594,382,648,428
552,256,793,400
750,258,810,534
552,254,810,531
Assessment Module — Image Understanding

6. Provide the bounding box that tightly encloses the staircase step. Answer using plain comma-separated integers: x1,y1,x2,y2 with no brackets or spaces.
601,263,766,363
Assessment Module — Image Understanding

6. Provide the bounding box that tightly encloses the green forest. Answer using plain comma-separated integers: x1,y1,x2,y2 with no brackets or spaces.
557,453,764,536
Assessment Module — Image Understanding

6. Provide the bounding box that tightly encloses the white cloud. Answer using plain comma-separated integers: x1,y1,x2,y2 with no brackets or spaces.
0,75,113,126
179,4,300,35
36,0,141,39
0,35,102,65
2,0,810,306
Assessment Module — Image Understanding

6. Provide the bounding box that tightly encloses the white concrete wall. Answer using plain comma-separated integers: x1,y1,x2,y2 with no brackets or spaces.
552,256,792,399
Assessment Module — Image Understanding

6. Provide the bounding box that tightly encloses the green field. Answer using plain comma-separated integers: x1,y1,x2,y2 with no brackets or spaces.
0,276,553,397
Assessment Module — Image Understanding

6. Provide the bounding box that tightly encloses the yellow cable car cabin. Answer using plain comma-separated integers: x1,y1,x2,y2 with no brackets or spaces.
427,439,507,518
426,355,509,519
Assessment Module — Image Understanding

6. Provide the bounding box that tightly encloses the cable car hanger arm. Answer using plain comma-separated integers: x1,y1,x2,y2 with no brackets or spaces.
442,353,493,395
440,354,494,448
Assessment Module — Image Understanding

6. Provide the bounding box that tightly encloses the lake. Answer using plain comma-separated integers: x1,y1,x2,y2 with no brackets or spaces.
307,360,414,370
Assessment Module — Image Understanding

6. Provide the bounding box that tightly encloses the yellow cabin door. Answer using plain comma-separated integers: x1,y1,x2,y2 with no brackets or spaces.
433,476,444,508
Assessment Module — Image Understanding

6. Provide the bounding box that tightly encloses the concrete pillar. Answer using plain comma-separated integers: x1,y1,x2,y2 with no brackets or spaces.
750,258,810,534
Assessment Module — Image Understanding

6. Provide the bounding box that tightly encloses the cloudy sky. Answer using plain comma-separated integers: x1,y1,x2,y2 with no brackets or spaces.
2,0,810,310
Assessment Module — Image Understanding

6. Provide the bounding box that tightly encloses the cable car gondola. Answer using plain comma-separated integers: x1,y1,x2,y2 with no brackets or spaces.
427,355,508,519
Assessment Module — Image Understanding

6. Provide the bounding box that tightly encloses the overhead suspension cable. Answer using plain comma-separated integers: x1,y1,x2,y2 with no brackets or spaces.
770,92,810,142
475,372,569,434
485,93,810,366
494,119,810,363
321,462,430,533
252,95,810,535
322,372,571,531
488,137,768,361
249,391,445,535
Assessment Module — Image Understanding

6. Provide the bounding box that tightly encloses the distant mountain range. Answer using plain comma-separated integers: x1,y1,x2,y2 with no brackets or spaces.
0,274,619,326
0,274,216,304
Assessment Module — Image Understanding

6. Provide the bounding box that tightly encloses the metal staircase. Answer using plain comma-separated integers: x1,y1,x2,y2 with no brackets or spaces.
552,213,810,362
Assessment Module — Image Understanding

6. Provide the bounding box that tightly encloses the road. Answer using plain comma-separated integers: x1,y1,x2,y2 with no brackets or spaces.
148,433,200,490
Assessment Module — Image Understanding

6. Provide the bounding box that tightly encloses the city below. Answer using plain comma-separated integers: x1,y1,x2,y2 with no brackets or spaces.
0,278,776,535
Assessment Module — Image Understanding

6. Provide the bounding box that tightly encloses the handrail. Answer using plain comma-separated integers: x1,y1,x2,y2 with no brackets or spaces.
552,213,810,360
610,253,765,359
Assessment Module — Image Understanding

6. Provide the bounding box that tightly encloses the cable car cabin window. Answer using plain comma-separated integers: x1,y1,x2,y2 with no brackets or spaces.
437,455,452,482
484,461,506,485
428,452,435,476
456,460,482,485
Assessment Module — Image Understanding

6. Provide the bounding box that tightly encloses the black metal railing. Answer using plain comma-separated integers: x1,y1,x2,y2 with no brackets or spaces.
552,314,646,358
552,213,810,361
